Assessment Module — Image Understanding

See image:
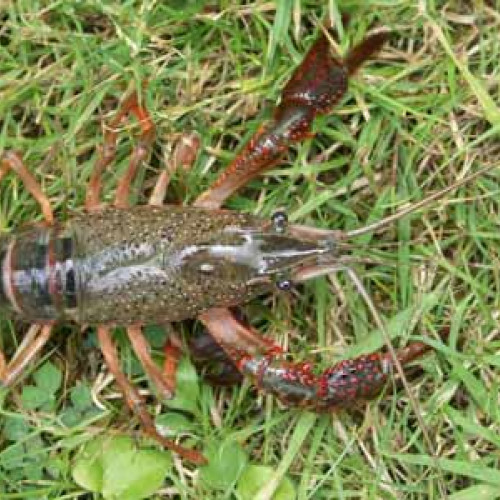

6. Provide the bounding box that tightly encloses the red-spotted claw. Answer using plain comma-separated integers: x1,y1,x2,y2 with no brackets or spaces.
196,30,389,209
232,340,431,410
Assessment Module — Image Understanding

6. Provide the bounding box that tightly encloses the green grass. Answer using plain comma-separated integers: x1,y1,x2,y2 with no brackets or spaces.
1,1,500,498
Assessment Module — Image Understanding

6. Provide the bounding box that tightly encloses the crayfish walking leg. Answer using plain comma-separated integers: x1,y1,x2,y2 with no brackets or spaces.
85,92,154,211
0,324,53,387
97,327,205,464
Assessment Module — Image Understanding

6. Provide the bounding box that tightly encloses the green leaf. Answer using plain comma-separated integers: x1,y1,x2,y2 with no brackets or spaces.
1,443,27,470
155,411,195,436
200,439,248,490
450,361,498,424
3,416,30,441
165,357,199,415
72,439,105,493
60,408,81,427
237,465,296,500
33,362,62,394
61,384,100,427
70,383,94,412
102,439,172,500
72,436,172,499
46,456,67,479
21,385,51,410
20,462,43,481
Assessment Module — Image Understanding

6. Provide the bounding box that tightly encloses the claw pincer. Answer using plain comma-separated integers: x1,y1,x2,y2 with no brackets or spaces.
196,32,387,209
236,344,431,410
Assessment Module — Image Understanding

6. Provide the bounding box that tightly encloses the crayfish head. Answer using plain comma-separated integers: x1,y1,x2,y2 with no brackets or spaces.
180,211,342,295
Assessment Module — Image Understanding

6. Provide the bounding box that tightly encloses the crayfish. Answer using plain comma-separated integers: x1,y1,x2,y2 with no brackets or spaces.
0,27,493,465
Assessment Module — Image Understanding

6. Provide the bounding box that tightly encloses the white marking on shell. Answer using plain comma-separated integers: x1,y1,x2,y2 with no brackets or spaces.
199,263,214,273
2,240,22,313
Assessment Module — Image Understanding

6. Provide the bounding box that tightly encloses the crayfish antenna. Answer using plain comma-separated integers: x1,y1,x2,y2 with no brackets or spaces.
346,162,499,239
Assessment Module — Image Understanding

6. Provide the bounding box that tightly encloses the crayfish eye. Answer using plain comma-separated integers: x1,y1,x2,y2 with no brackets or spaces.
271,211,288,234
276,278,293,291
